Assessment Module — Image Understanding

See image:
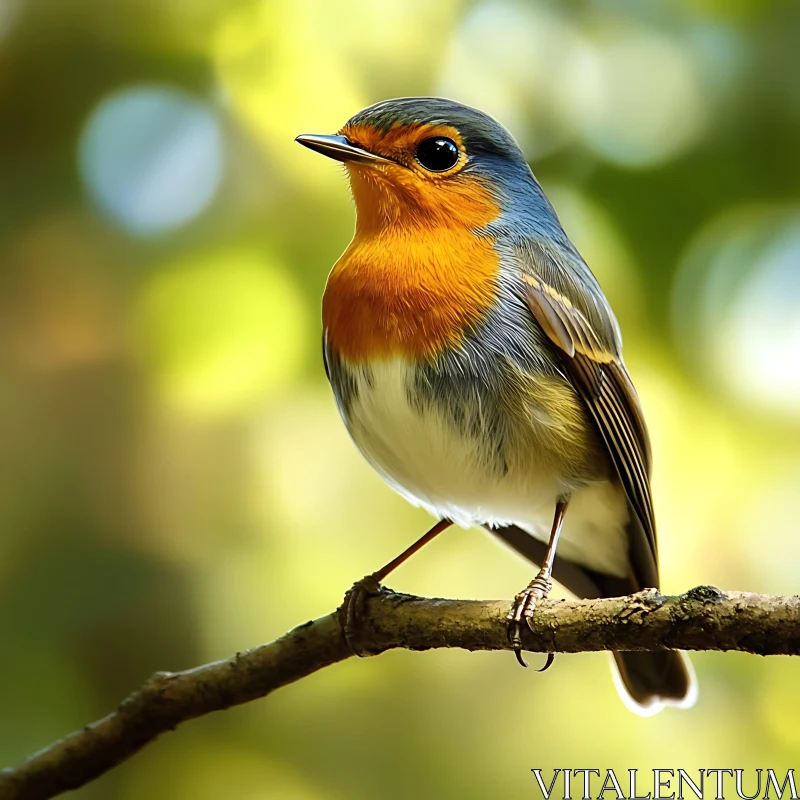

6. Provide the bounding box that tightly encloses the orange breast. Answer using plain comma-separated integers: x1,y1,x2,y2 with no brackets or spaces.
323,166,501,362
323,226,500,362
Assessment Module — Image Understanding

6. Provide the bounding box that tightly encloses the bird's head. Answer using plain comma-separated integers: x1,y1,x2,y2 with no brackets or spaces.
296,97,553,235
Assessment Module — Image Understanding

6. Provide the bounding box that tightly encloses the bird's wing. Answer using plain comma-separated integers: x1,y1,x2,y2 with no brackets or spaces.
513,238,658,581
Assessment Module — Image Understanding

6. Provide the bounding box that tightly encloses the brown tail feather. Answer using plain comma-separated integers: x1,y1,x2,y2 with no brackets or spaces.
612,651,696,714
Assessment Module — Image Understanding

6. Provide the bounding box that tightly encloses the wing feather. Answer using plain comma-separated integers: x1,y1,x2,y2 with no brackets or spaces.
517,242,658,573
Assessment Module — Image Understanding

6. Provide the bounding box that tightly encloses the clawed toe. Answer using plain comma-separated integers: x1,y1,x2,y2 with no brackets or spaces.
506,616,528,667
339,574,384,656
505,588,540,667
537,652,556,672
505,571,555,669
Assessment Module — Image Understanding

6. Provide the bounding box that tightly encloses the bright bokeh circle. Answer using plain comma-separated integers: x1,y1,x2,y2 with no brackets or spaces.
673,206,800,419
79,85,225,235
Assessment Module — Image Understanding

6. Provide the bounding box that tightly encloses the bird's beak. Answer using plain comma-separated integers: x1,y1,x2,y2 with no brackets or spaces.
295,134,393,166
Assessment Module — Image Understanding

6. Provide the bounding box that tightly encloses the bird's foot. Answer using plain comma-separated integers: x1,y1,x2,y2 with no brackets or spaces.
506,571,555,669
339,574,385,656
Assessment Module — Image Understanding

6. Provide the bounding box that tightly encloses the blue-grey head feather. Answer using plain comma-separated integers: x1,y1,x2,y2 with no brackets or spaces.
347,97,566,241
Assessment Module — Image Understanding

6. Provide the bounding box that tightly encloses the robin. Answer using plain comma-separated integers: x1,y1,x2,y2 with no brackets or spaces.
296,97,696,715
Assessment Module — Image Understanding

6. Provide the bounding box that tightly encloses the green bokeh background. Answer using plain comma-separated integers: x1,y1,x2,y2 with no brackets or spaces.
2,0,800,797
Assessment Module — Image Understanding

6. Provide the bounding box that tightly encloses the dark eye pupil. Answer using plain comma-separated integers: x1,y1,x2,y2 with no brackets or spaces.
416,137,460,172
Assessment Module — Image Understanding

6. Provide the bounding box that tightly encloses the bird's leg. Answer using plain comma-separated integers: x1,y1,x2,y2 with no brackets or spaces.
506,497,570,668
340,518,452,656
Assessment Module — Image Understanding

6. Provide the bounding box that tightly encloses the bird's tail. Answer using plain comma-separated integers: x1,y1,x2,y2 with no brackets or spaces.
612,650,697,716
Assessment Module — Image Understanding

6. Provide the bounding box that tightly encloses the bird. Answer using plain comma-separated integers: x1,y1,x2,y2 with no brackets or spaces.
296,97,696,715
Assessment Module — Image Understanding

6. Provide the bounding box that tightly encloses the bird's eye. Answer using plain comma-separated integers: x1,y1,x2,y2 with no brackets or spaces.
415,137,461,172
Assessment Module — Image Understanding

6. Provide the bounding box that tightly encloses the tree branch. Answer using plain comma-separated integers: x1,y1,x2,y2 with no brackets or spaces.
2,586,799,800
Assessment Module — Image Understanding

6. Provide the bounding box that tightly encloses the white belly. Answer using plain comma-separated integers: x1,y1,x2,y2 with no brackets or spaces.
340,357,631,578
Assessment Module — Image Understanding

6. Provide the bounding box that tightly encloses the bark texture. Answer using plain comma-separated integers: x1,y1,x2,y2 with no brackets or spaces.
1,586,798,800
